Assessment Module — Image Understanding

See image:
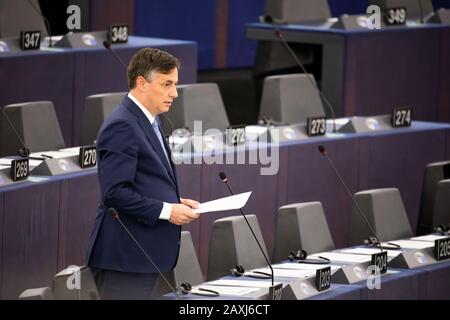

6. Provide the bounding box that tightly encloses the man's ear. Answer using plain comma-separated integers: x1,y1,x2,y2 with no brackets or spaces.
135,76,147,92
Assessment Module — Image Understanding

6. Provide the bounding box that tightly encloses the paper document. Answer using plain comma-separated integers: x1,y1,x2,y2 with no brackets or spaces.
192,191,252,214
310,252,371,263
207,279,281,289
274,263,341,272
386,240,434,249
252,267,314,278
192,285,260,296
340,248,402,258
30,150,78,159
410,234,449,242
0,159,13,166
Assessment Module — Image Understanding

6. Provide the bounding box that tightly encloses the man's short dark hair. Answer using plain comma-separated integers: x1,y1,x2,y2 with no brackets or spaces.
127,48,180,89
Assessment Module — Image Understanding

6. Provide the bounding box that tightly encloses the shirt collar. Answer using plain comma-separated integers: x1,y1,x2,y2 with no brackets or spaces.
128,92,156,125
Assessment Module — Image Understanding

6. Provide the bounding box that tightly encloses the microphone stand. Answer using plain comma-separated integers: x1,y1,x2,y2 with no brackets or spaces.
219,172,274,286
273,28,337,133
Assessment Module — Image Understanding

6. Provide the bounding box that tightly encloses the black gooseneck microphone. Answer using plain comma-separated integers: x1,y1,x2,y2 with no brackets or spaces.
265,21,337,133
317,145,383,253
0,107,45,160
218,172,274,286
102,40,174,137
26,0,53,47
108,208,180,299
102,40,129,70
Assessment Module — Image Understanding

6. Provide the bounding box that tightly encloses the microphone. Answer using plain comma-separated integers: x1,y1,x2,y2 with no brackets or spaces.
218,172,275,286
317,145,383,253
26,0,53,47
269,24,337,133
102,40,129,70
108,207,180,299
259,15,287,24
0,107,45,160
102,40,174,140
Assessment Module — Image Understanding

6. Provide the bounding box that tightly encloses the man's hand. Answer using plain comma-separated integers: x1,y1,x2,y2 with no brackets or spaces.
169,204,199,225
180,198,200,209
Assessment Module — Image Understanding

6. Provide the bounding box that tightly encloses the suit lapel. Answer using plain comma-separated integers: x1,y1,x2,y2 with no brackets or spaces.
124,96,177,185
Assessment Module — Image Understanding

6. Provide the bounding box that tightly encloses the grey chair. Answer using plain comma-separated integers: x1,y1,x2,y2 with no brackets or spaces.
207,214,268,281
151,231,204,298
166,83,230,134
52,265,99,300
80,92,125,145
348,188,413,246
431,179,450,229
273,202,335,263
18,287,53,300
264,0,331,24
254,0,330,78
417,161,450,234
258,73,326,124
0,0,48,38
0,101,65,157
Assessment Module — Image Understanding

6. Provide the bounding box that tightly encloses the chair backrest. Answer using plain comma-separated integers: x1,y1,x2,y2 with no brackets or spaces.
166,83,230,134
52,265,99,300
349,188,413,246
264,0,331,23
18,287,53,300
151,231,204,298
207,214,268,281
0,0,48,38
0,101,65,157
273,202,335,263
417,161,450,234
259,73,326,124
80,92,125,145
432,179,450,229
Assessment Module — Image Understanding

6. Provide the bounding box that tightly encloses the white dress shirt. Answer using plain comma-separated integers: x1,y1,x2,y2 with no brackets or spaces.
128,92,172,220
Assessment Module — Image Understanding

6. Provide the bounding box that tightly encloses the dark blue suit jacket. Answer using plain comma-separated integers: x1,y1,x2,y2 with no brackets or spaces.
86,95,181,273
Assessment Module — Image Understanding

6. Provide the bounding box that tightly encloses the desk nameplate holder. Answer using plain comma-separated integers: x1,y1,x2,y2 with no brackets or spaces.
30,155,96,176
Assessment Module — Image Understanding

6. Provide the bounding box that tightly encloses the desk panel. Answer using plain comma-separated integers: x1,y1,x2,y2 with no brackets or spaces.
1,181,60,299
57,174,100,270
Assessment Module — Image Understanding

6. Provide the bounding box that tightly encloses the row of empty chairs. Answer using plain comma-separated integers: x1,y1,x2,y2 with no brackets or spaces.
0,73,326,157
18,185,450,299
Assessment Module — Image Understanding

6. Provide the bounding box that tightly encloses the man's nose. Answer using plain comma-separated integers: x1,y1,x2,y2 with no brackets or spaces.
171,87,178,98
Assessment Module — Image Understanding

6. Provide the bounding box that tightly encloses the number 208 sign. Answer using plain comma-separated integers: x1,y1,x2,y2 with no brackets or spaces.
79,146,97,168
434,237,450,261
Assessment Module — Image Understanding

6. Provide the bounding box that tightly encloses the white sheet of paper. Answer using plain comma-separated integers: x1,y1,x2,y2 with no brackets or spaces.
59,147,81,153
207,279,281,288
192,191,252,214
252,267,314,278
310,252,371,263
29,159,44,167
274,263,341,272
0,159,13,166
410,234,449,242
340,248,402,258
30,150,78,159
192,285,260,296
385,240,434,249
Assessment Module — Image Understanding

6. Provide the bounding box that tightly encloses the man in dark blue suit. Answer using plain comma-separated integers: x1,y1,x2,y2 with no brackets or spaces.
86,48,200,299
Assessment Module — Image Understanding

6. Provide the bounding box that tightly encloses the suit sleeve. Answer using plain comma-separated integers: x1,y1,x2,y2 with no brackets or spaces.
97,119,165,226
